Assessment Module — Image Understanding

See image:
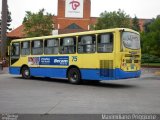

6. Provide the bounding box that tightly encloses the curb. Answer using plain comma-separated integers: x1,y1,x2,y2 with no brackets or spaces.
141,65,160,68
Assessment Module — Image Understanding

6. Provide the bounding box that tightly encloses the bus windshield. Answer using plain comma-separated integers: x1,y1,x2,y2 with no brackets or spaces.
122,32,140,50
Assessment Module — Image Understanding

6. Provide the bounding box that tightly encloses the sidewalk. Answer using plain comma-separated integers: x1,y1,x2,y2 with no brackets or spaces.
141,67,160,76
0,67,9,74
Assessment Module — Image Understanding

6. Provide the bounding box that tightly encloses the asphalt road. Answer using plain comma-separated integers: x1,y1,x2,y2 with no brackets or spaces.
0,72,160,114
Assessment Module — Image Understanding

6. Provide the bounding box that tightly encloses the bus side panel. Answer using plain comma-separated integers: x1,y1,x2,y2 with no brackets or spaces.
80,69,115,80
80,68,141,80
80,69,100,80
30,67,67,78
9,67,21,75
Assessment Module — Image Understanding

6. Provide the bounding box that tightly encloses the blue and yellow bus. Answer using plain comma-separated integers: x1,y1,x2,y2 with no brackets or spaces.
9,28,141,84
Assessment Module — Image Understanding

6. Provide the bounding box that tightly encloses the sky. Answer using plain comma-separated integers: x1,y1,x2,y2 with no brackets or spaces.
0,0,160,29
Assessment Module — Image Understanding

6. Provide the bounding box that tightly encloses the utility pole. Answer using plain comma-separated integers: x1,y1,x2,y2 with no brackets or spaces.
1,0,8,59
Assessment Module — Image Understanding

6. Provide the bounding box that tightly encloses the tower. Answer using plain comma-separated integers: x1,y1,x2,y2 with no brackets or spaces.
56,0,91,34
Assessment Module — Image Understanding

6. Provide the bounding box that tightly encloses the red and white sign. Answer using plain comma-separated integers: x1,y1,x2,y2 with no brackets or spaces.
65,0,84,18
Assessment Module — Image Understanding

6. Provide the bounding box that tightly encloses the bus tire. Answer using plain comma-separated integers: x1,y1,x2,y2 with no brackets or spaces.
21,66,31,79
68,68,81,84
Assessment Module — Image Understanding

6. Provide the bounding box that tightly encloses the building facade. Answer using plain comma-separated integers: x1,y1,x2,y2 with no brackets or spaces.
55,0,97,34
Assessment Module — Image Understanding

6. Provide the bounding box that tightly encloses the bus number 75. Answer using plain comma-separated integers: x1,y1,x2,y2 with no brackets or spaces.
72,56,78,62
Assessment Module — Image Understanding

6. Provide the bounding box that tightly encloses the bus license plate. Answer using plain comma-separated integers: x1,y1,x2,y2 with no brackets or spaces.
131,64,134,69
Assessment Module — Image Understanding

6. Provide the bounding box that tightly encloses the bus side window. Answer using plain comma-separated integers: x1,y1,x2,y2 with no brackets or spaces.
78,35,96,53
11,42,20,56
21,41,30,55
44,39,59,54
97,33,113,53
31,40,43,55
60,37,76,54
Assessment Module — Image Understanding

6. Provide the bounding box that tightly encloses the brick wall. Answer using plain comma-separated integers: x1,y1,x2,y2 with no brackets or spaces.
56,0,92,31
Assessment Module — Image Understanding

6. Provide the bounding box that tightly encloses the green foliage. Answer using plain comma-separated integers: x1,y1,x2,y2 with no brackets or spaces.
7,11,12,32
143,19,154,33
141,17,160,57
0,9,12,35
0,9,12,59
141,54,160,63
0,19,1,35
95,9,131,30
23,9,53,37
132,15,140,32
89,24,95,30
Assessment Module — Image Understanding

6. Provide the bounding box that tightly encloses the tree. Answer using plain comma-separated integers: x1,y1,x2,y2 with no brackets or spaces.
141,17,160,56
23,9,53,37
143,19,154,33
0,9,12,38
95,9,131,30
132,15,140,31
0,19,1,36
0,7,12,59
6,11,12,32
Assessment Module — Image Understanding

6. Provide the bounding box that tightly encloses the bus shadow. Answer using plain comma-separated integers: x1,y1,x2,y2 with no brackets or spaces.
13,77,137,89
83,81,137,89
14,76,69,84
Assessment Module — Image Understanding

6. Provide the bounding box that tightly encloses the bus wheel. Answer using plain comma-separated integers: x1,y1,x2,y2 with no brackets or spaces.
21,66,31,79
68,68,81,84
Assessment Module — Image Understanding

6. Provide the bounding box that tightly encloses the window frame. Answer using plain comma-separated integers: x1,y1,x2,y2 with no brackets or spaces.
121,31,140,50
59,36,76,54
21,41,30,55
97,33,114,53
77,34,96,54
11,42,20,57
44,38,59,55
31,40,43,55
